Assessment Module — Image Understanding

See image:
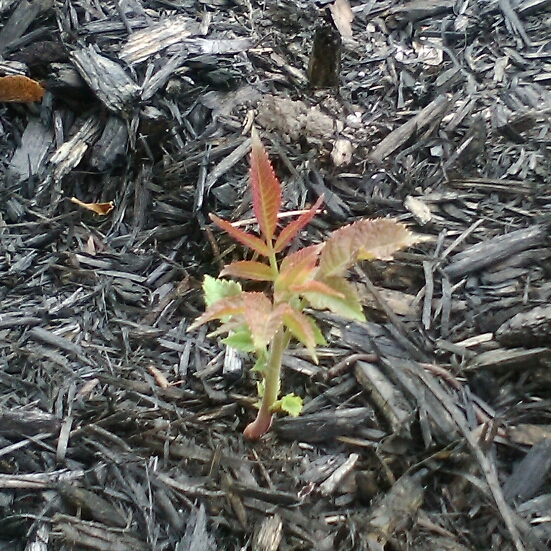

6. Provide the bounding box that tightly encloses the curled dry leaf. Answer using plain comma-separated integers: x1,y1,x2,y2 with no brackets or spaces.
147,365,170,389
70,197,114,215
0,75,44,103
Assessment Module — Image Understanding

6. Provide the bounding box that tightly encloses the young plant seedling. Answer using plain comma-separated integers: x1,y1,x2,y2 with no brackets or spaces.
189,128,422,439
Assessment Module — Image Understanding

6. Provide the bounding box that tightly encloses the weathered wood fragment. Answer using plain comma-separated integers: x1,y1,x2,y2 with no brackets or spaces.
70,46,140,114
89,116,128,171
496,305,551,347
369,95,449,163
8,118,53,182
273,407,375,443
465,347,551,371
253,514,283,551
0,0,53,54
503,438,551,504
354,361,413,435
119,16,195,65
444,225,547,279
48,117,102,182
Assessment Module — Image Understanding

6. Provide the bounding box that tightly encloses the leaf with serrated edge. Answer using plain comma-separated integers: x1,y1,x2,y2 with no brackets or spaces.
319,218,420,277
210,213,270,256
355,218,420,260
303,277,365,321
222,330,255,352
274,195,324,252
252,352,268,373
308,317,327,346
289,279,345,299
220,260,275,281
281,306,317,361
250,127,281,242
275,244,323,298
203,275,242,307
187,294,246,331
243,293,282,350
272,394,302,416
318,222,363,278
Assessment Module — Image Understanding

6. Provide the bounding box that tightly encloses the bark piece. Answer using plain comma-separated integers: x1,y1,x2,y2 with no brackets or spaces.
8,118,54,182
273,407,375,443
503,439,551,505
444,225,547,280
70,46,140,114
368,95,449,163
496,305,551,347
89,116,128,171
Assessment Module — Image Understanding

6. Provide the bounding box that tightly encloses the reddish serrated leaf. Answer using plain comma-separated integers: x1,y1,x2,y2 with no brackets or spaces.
355,218,421,260
289,279,345,298
220,261,275,281
210,213,270,256
275,244,323,300
273,195,324,252
279,244,323,275
319,218,421,277
187,294,246,331
250,127,281,242
243,293,283,349
318,222,364,278
303,276,365,321
280,305,317,361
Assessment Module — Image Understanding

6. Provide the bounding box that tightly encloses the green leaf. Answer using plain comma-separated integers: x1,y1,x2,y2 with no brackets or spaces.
222,329,256,352
308,316,327,346
250,127,281,242
203,275,242,307
273,195,324,252
256,379,265,397
210,213,271,256
303,277,365,321
271,394,303,417
220,260,275,281
252,353,268,373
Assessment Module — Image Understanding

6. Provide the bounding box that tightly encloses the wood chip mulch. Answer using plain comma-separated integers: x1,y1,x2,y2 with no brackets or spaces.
1,1,551,550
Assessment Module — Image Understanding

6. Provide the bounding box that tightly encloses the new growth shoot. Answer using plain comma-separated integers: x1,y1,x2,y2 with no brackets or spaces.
188,128,422,439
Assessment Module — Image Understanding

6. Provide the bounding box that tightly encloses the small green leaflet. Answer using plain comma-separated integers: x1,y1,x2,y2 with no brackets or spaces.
271,394,303,417
203,275,242,307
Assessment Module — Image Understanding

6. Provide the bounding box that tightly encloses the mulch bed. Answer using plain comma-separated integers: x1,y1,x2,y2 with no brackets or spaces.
1,1,551,550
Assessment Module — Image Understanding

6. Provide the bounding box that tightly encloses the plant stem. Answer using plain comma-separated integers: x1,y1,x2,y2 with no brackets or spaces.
243,327,288,439
268,251,279,279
